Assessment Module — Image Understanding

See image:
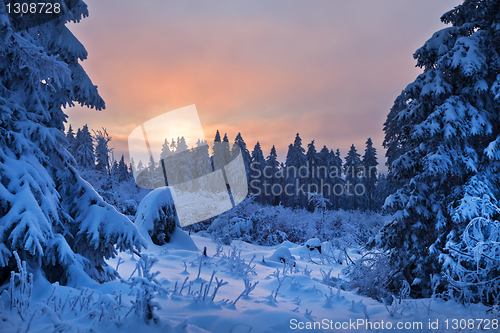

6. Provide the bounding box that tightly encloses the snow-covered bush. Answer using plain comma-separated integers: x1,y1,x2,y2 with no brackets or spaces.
135,188,179,245
126,254,165,324
209,215,254,245
203,202,387,247
8,252,32,320
218,246,257,276
444,195,500,304
346,251,392,302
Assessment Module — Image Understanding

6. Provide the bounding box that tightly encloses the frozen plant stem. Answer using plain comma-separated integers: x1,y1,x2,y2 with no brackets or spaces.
115,257,125,273
180,277,189,295
203,271,216,301
273,270,287,301
9,252,33,321
233,278,259,305
197,256,202,279
212,277,228,301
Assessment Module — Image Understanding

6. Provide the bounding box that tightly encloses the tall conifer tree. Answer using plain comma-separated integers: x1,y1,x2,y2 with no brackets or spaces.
0,2,145,284
377,0,500,301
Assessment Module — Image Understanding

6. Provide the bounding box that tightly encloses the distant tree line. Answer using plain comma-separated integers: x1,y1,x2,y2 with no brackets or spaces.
66,125,392,212
243,133,392,212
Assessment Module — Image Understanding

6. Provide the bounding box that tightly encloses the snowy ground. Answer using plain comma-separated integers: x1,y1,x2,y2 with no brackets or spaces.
1,228,498,333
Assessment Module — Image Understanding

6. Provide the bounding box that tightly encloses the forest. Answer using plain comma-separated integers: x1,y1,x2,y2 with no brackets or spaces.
1,0,500,332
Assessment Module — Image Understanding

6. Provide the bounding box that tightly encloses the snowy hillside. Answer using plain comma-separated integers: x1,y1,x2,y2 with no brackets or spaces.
1,226,498,333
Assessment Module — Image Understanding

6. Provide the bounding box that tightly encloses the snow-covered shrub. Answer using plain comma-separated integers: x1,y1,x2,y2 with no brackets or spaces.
126,254,165,324
384,280,412,317
346,251,392,302
444,196,500,304
135,188,178,245
208,214,257,245
123,200,138,217
202,201,387,247
250,206,386,246
8,252,32,320
207,215,231,245
218,246,256,276
220,233,232,246
233,277,259,305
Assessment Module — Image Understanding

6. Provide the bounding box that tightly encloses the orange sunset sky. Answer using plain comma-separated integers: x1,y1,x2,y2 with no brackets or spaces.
65,0,462,170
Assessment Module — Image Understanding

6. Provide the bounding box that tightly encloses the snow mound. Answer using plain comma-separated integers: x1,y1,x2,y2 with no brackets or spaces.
267,246,295,264
306,238,322,253
279,240,297,248
164,227,199,251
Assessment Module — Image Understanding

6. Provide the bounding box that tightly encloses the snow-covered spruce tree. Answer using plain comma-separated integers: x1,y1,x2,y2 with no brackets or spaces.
170,138,177,153
232,132,252,180
250,142,266,203
344,144,362,210
362,138,378,211
305,140,321,211
170,144,195,186
329,149,344,210
0,2,145,285
211,130,223,171
317,145,330,204
117,155,129,181
160,139,171,160
93,127,112,174
285,133,307,208
281,144,294,207
111,159,119,175
176,136,188,152
265,145,280,205
192,141,211,179
376,0,500,301
65,124,76,156
74,124,94,168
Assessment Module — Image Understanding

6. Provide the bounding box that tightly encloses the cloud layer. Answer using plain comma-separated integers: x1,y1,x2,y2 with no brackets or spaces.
66,0,462,169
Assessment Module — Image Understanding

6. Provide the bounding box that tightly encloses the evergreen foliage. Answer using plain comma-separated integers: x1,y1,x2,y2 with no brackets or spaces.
0,2,145,285
250,142,266,203
93,128,112,173
362,138,378,211
74,124,94,168
377,0,500,302
344,144,362,210
265,146,280,205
